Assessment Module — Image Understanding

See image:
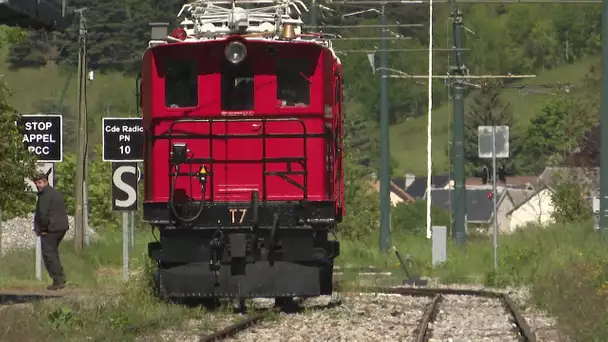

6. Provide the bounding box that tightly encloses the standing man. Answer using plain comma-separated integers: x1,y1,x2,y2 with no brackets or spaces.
34,172,69,290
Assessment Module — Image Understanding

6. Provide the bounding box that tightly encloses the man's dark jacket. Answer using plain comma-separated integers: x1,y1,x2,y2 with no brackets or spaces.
35,186,70,234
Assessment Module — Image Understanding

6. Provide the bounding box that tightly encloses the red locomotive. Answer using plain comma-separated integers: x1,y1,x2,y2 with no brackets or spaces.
139,0,344,303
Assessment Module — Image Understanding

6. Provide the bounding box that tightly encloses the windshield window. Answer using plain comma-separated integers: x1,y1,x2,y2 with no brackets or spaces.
276,59,313,107
165,59,198,108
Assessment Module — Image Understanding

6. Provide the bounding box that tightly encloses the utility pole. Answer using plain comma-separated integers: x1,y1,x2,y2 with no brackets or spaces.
600,0,608,233
450,8,467,245
379,4,391,252
74,8,87,251
310,0,317,27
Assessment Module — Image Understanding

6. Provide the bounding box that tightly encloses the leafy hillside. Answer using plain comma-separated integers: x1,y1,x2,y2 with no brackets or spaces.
390,57,599,176
0,46,134,153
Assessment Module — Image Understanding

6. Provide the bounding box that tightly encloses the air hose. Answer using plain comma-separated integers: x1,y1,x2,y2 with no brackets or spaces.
169,164,207,223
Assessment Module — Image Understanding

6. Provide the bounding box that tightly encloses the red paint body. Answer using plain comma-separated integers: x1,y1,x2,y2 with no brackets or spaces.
141,37,345,220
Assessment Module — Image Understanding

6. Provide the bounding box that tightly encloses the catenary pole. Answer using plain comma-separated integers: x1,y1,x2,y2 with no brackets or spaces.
450,8,467,244
379,4,391,252
600,0,608,233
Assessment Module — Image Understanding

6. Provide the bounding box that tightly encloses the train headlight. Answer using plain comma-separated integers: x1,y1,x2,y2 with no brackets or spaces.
224,41,247,64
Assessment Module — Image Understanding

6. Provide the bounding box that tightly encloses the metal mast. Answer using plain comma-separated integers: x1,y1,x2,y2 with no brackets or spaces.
450,8,467,244
379,4,391,252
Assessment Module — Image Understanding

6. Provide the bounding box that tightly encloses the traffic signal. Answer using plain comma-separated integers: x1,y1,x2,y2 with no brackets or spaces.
488,191,493,200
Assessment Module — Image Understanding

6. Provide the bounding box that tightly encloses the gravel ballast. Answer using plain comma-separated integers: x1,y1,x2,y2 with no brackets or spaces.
429,294,519,341
1,213,97,254
226,293,431,342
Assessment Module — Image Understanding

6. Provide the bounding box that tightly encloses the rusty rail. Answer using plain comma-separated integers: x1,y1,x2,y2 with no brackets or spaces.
362,287,536,342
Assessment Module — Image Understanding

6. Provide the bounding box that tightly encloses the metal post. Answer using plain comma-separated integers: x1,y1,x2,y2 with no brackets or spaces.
379,4,391,252
36,233,42,280
450,9,467,244
600,0,608,232
123,212,129,281
74,9,87,251
0,208,3,258
492,126,498,270
310,0,317,27
130,211,135,251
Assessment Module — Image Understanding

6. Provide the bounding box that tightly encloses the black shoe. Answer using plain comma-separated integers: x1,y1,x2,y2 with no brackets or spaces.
47,282,66,291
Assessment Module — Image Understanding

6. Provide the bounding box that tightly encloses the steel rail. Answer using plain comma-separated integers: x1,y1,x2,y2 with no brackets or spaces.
197,297,315,341
357,287,537,341
415,293,443,342
199,314,266,342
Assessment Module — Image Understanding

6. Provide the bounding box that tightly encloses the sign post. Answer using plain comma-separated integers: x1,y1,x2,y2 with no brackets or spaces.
478,125,509,271
111,162,139,281
18,114,63,280
103,116,143,281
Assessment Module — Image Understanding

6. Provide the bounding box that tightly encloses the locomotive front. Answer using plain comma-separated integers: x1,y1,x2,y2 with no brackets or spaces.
139,0,344,301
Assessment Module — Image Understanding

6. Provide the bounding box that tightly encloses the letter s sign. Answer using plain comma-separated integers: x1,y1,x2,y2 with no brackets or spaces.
112,162,138,211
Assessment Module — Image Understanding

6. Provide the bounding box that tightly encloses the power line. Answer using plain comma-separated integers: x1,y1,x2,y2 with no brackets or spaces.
325,0,601,4
335,48,467,53
329,36,413,40
386,74,537,78
305,24,423,28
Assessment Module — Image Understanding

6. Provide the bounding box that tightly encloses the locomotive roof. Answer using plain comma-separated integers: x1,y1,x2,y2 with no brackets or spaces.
145,0,342,65
147,36,342,65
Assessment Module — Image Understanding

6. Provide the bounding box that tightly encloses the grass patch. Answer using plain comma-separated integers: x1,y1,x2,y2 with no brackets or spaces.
390,57,598,175
0,228,239,341
336,221,608,340
0,228,154,290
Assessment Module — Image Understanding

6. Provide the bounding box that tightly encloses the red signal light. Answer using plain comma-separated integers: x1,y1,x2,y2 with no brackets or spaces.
488,191,493,200
171,28,187,40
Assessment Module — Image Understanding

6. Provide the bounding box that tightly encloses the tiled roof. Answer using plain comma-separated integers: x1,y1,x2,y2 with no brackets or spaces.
429,188,504,223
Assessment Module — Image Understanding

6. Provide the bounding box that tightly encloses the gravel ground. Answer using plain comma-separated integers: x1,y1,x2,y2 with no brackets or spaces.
135,315,240,342
132,280,566,342
429,294,519,341
418,278,565,342
224,293,430,342
1,213,98,255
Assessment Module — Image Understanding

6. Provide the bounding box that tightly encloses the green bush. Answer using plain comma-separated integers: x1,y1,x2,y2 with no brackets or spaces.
54,144,121,231
391,200,451,235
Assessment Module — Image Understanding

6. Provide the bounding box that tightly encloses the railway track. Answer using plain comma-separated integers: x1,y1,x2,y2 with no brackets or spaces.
197,287,536,342
0,290,70,307
0,279,537,341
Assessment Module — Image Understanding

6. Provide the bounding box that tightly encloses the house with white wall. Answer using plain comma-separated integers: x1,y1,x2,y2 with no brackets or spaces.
506,187,555,231
368,179,415,206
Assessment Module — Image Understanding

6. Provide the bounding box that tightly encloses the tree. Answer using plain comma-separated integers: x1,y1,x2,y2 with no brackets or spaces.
462,81,519,176
337,149,381,240
519,96,595,174
6,30,53,69
0,27,38,218
550,169,593,224
0,82,38,218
